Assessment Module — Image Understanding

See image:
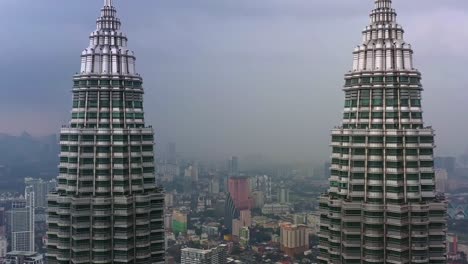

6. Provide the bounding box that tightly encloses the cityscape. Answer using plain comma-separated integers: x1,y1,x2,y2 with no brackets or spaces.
0,0,467,264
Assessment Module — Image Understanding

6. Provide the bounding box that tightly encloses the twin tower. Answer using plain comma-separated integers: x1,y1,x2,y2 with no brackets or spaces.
46,0,447,264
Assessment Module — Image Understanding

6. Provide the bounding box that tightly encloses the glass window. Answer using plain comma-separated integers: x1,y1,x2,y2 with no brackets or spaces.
386,136,402,143
372,99,383,106
410,77,420,84
368,149,383,155
360,99,370,107
82,147,94,153
100,100,110,107
420,149,433,155
368,137,383,143
88,100,98,107
134,101,143,108
411,99,421,107
352,148,365,155
421,161,434,167
97,135,111,141
361,77,371,84
142,145,153,152
386,76,398,83
420,136,433,143
112,112,123,118
405,137,418,143
82,158,94,164
113,135,128,141
353,136,366,143
368,161,383,168
386,99,398,107
112,101,123,107
87,112,98,119
373,76,383,83
400,99,409,107
96,158,110,164
142,135,153,141
130,135,141,141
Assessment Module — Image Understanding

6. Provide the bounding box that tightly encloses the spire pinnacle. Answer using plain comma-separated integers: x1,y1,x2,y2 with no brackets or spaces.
375,0,392,9
370,0,396,24
104,0,113,7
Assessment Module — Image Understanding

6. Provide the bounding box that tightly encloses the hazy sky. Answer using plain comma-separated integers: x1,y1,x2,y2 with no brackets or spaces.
0,0,467,162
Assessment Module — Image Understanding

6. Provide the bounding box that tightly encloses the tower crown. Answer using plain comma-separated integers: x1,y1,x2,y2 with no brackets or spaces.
371,0,396,24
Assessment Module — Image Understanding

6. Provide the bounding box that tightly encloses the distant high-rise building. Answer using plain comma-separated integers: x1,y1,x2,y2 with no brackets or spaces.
250,175,272,201
280,223,309,258
227,156,239,176
0,207,5,236
434,156,456,176
0,236,7,259
165,192,175,208
209,178,220,194
46,1,165,263
228,177,252,210
3,251,44,264
7,194,34,252
24,178,56,209
277,182,290,204
435,169,449,193
319,1,447,263
224,194,239,233
166,142,177,164
180,244,227,264
251,191,265,209
185,164,199,182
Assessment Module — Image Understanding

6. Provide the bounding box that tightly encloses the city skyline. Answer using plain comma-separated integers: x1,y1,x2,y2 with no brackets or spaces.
0,0,467,162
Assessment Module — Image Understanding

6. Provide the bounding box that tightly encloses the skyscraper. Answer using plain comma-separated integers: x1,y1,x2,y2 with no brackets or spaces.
7,194,34,252
227,156,239,176
46,1,165,263
318,1,447,263
24,178,57,209
277,181,290,204
228,177,252,210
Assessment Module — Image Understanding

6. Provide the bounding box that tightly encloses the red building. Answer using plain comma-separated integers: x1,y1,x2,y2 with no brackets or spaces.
228,177,253,210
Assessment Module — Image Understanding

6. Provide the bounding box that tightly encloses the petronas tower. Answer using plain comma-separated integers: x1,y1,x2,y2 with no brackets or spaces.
318,1,447,263
47,1,165,263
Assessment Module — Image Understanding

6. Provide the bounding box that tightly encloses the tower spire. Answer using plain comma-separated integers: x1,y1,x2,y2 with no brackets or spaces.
370,0,396,24
104,0,113,7
375,0,392,9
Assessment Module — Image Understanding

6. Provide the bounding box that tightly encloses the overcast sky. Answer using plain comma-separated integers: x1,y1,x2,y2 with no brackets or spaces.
0,0,467,162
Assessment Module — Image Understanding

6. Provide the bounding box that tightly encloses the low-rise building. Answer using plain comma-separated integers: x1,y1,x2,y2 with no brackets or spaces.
3,251,43,264
279,223,309,258
181,244,228,264
262,203,291,215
